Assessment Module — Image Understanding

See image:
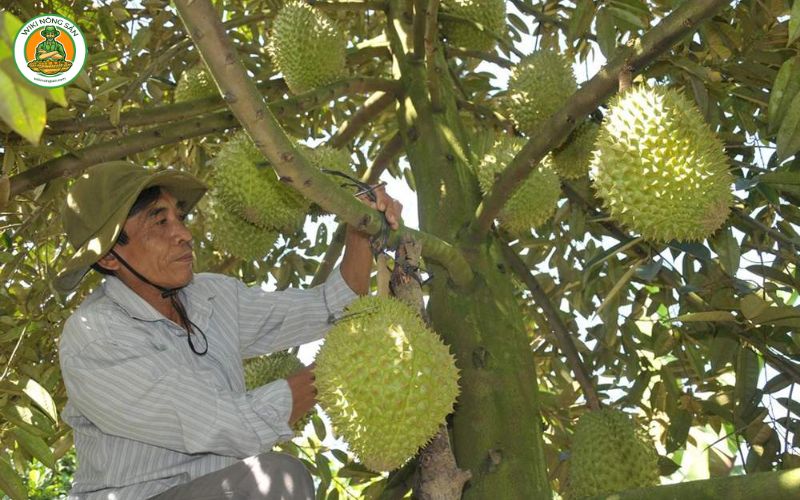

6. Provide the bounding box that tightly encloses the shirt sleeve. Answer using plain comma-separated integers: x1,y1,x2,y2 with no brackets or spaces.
236,266,358,358
60,330,294,458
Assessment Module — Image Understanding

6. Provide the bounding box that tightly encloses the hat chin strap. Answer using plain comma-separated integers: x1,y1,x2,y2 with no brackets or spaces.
109,250,207,356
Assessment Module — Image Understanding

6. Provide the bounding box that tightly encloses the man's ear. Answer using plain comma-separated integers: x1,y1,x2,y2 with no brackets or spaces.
96,251,119,272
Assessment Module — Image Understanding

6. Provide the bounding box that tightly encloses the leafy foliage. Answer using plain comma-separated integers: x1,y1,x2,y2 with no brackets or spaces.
0,0,799,498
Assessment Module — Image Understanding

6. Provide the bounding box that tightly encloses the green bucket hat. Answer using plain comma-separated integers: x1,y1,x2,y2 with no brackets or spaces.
55,161,207,293
41,26,60,37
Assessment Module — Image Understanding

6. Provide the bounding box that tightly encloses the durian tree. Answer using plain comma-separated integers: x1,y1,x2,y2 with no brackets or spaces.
2,0,800,498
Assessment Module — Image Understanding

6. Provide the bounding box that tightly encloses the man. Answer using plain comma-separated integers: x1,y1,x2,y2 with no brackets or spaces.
55,161,402,499
36,26,67,61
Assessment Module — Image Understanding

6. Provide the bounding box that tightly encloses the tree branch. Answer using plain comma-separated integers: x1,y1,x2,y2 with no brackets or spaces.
445,47,512,68
424,0,442,111
173,0,473,287
499,242,602,410
467,0,730,242
9,112,236,197
47,78,398,135
363,132,404,183
329,91,396,148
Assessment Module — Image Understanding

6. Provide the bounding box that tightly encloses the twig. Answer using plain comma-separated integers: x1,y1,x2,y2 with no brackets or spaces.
329,92,396,148
499,243,602,410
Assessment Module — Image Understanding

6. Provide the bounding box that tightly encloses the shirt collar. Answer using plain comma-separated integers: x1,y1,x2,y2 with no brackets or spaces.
102,275,215,327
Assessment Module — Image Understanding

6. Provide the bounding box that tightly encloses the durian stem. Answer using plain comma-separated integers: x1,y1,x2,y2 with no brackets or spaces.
9,111,236,197
444,47,512,69
586,468,800,500
329,91,396,148
467,0,730,243
499,242,602,411
619,65,633,92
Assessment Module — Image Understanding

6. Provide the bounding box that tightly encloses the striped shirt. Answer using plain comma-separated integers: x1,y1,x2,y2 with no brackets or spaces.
59,269,357,499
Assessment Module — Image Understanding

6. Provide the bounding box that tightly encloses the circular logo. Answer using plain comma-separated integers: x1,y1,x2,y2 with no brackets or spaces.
13,14,87,88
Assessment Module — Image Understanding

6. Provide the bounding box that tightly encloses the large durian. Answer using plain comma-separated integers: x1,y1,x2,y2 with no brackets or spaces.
590,86,733,242
212,131,309,233
174,65,217,102
566,408,659,499
314,296,460,471
476,135,561,235
440,0,506,52
507,50,577,136
268,1,346,95
552,120,599,180
205,197,277,261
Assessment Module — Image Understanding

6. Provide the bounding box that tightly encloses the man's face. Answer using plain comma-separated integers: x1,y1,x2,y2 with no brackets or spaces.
113,191,194,289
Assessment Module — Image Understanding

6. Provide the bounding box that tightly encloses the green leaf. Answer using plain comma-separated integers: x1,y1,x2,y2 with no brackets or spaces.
567,0,595,43
734,347,761,426
0,456,25,500
666,409,692,453
789,0,800,47
746,264,800,291
740,294,769,321
710,227,739,275
763,372,792,394
597,258,641,314
768,57,800,134
674,311,737,323
595,7,617,59
0,70,46,145
22,378,57,423
11,428,54,469
777,93,800,162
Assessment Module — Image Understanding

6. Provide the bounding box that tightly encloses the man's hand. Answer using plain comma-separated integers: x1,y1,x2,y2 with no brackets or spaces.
286,363,316,426
357,184,403,231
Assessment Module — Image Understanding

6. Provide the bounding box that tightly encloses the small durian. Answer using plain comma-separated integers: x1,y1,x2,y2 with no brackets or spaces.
174,65,217,102
304,144,352,176
268,1,346,95
244,351,311,430
440,0,506,52
212,131,309,233
590,86,733,242
507,50,577,136
552,121,599,180
205,197,277,261
314,296,460,471
566,408,659,499
476,135,561,235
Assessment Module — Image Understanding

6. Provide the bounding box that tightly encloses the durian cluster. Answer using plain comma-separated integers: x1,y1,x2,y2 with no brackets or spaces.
174,65,217,102
314,296,460,471
566,408,659,499
440,0,507,52
268,1,346,95
476,134,561,236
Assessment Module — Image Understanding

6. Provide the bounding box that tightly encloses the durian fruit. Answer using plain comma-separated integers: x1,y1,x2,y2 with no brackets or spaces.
205,197,277,261
440,0,506,52
476,135,561,235
566,408,659,499
174,65,217,102
314,296,460,471
212,131,310,233
244,351,311,431
506,50,577,136
552,120,599,180
590,86,733,242
268,1,346,95
304,144,352,176
244,350,304,390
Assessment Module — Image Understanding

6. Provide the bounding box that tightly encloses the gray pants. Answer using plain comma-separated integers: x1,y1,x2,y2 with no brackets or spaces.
149,452,314,500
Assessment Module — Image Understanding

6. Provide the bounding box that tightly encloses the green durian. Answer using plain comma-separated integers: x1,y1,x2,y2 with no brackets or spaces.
205,197,277,261
552,121,599,180
244,351,311,431
567,408,659,499
476,135,561,235
211,131,309,233
440,0,506,52
507,50,577,136
174,65,217,102
268,1,346,95
314,296,460,471
590,86,733,242
304,144,352,177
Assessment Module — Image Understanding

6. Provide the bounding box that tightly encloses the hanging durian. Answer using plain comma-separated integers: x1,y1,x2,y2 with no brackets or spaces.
590,86,733,242
440,0,506,52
